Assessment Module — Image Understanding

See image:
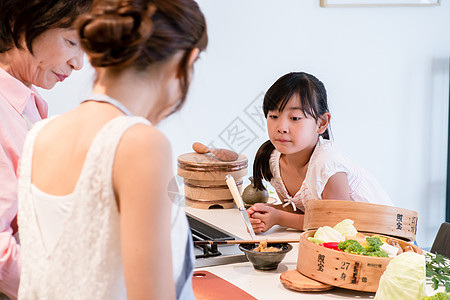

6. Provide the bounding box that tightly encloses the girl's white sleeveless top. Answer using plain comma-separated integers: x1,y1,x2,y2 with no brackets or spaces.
269,136,394,211
17,116,195,299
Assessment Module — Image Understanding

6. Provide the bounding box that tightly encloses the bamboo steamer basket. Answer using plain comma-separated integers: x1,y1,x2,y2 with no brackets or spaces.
297,230,422,292
177,152,248,209
303,200,418,241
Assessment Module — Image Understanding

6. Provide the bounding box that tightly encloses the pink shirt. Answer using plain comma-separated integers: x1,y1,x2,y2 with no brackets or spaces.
0,67,47,299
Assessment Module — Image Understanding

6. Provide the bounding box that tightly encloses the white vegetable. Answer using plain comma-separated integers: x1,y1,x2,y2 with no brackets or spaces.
313,226,345,243
374,252,426,300
380,243,399,258
333,219,358,238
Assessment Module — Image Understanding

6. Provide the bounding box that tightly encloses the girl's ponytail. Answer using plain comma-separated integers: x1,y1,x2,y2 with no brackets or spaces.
252,140,275,191
321,128,330,140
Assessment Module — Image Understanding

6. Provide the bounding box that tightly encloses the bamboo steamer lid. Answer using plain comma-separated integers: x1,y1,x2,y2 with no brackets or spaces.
177,153,248,180
303,200,418,241
296,231,422,292
177,153,248,209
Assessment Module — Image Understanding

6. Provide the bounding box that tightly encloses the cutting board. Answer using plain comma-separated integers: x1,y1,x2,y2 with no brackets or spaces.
280,269,334,292
192,271,256,300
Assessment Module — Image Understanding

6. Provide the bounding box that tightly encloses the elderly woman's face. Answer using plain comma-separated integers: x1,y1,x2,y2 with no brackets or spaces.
14,27,84,89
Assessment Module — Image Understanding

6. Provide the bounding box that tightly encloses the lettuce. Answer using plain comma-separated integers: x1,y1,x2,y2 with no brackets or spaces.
307,237,325,244
422,292,450,300
375,252,426,300
333,219,358,237
313,226,345,243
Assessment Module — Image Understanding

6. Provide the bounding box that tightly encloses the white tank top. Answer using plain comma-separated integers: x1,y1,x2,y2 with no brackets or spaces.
31,184,73,251
18,115,195,299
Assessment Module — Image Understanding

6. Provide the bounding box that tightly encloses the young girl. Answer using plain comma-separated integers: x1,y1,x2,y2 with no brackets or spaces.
248,72,393,234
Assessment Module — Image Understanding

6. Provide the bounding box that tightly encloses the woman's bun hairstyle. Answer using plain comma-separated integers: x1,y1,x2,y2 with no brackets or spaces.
77,0,207,112
78,0,154,67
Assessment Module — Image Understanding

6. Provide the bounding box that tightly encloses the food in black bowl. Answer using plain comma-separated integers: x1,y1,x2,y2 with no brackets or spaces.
239,241,293,271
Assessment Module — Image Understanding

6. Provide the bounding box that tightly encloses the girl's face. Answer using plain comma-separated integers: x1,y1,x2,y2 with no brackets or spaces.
267,96,326,155
11,27,84,89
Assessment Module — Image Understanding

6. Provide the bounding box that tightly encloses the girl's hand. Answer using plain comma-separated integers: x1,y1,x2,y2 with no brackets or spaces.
247,206,264,234
247,203,280,233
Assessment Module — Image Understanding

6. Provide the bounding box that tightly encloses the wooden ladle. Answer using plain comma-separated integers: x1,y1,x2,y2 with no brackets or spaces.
192,142,239,162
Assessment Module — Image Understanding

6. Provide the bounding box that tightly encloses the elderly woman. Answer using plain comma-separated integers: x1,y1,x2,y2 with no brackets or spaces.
0,0,91,298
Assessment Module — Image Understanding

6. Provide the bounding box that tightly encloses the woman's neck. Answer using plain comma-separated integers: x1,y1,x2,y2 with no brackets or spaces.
90,51,184,124
92,68,165,124
0,50,32,87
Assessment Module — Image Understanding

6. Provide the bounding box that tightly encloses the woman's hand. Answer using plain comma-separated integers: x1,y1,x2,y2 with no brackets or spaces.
247,203,280,233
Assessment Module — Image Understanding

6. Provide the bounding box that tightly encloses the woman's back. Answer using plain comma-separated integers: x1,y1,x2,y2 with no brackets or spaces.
29,103,123,197
18,113,145,299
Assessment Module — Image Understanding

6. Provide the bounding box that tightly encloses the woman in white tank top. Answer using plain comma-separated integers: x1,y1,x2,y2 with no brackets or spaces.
17,1,208,299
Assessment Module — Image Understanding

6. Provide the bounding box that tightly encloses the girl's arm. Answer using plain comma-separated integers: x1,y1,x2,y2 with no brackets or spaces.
262,172,350,232
269,172,351,230
321,172,351,200
248,203,304,232
271,190,304,229
113,124,176,300
271,206,305,230
248,189,305,233
248,172,351,233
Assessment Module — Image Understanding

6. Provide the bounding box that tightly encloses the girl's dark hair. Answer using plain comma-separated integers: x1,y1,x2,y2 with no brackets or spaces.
77,0,208,113
253,72,330,191
0,0,92,54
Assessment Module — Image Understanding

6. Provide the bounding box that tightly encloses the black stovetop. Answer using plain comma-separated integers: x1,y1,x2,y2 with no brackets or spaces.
186,213,247,267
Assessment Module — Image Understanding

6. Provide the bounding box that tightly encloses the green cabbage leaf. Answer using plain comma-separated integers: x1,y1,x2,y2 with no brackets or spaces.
333,219,358,237
313,226,345,243
375,252,426,300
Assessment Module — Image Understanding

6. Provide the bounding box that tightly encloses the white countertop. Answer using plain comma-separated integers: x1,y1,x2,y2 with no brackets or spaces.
185,206,445,300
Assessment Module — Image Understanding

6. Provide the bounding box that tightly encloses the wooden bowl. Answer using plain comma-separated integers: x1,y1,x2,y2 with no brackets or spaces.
303,200,418,241
296,231,422,292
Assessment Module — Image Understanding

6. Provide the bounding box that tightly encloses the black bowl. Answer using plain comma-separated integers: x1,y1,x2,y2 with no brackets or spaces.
239,243,293,271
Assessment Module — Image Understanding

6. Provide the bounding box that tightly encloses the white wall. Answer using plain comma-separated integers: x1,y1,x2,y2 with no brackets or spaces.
38,0,450,248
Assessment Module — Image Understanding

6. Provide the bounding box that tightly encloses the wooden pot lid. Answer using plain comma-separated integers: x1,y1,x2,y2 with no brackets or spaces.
177,153,248,172
280,269,334,292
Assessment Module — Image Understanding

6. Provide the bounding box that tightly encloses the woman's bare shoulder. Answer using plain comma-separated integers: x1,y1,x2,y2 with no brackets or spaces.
112,122,174,204
118,122,172,160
